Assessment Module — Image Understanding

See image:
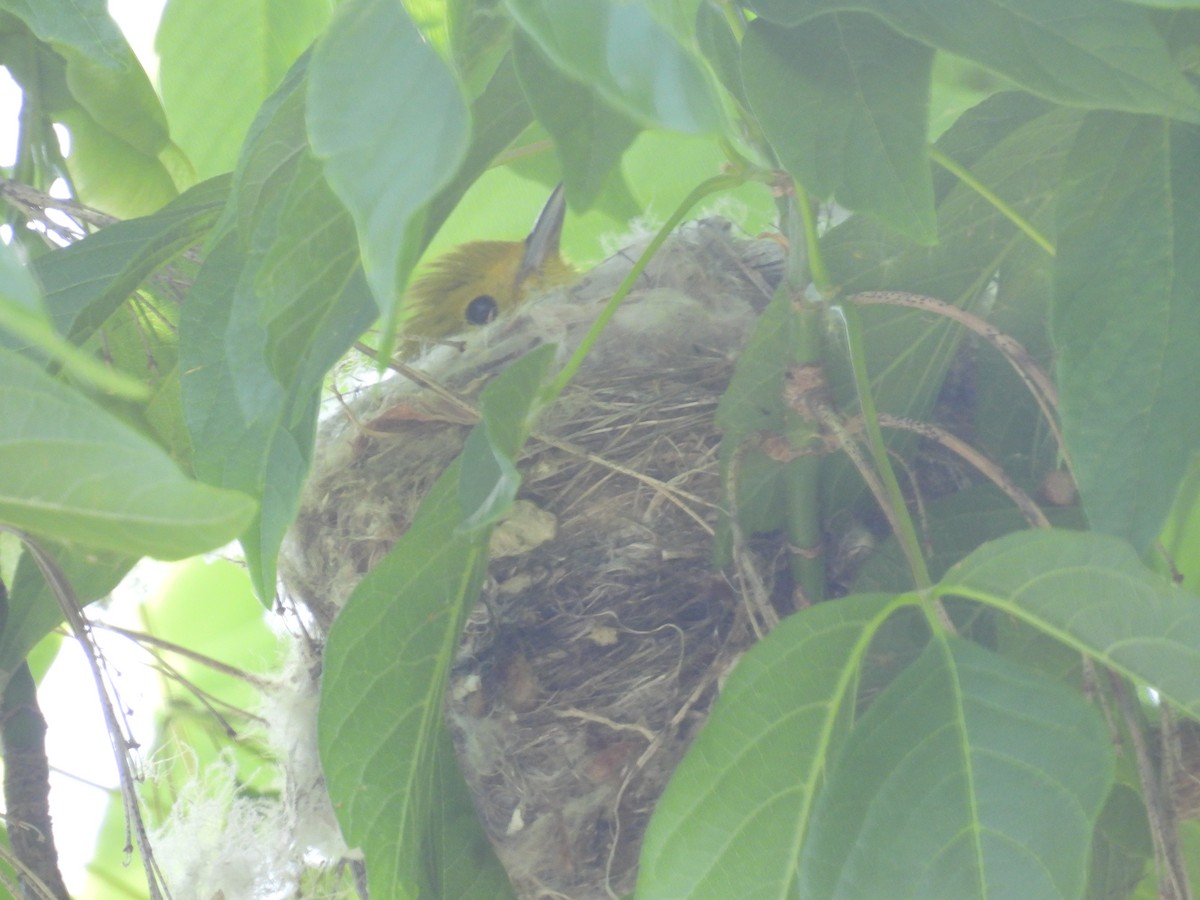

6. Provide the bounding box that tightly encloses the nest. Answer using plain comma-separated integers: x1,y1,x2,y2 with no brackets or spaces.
282,220,789,898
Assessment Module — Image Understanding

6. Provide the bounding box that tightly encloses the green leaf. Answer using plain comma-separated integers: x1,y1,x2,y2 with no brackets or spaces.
0,241,47,323
0,242,145,399
1053,113,1200,553
638,593,898,898
1087,784,1153,900
0,348,255,558
748,0,1200,123
60,44,169,161
318,459,493,898
695,1,749,110
0,0,128,66
308,0,470,363
54,105,182,217
428,722,517,899
157,0,331,178
34,175,230,343
231,53,311,246
505,0,726,134
852,485,1084,594
445,0,514,95
180,229,367,599
458,344,555,531
798,637,1113,899
182,62,376,599
256,154,378,390
941,529,1200,717
742,14,937,242
513,34,641,211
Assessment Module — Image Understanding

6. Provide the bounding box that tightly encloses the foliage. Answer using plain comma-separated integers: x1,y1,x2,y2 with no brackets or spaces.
0,0,1199,897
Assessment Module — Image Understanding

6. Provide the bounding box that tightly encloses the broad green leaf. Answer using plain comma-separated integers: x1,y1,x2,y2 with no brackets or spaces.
0,349,255,558
180,229,367,600
256,154,378,390
748,0,1200,123
319,459,494,898
1053,113,1200,553
505,0,725,134
308,0,470,363
157,0,331,179
60,44,169,160
231,53,311,247
696,1,749,110
941,529,1200,716
0,242,147,399
715,282,815,449
513,34,641,211
798,637,1113,899
637,593,899,898
639,0,704,45
1087,784,1153,900
183,63,376,599
742,14,936,242
445,0,513,95
0,0,128,66
0,240,47,325
178,235,298,596
428,722,517,899
34,175,230,343
55,105,182,217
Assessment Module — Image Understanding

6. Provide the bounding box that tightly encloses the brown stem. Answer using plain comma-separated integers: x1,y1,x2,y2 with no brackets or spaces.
0,580,70,899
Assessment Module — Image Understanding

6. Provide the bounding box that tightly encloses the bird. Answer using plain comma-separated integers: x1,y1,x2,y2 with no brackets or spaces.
398,184,578,353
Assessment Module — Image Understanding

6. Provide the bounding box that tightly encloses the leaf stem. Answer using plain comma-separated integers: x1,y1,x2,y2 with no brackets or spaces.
930,146,1055,257
541,173,742,404
828,300,932,592
792,181,830,292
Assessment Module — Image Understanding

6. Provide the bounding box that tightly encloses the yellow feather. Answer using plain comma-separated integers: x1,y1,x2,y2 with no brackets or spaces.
400,185,578,355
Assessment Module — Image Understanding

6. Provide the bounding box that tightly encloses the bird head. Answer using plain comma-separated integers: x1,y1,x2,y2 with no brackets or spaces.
400,184,578,352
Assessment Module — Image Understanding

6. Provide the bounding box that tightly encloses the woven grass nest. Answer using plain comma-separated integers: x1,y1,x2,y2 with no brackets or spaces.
283,219,790,899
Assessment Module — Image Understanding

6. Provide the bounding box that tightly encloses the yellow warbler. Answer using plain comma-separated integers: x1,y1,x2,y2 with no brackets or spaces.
400,184,578,350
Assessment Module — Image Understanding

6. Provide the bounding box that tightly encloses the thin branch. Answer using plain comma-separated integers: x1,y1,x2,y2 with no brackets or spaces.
1,529,173,900
848,291,1066,469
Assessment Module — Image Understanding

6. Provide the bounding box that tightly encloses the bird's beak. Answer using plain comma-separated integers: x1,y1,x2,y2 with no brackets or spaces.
515,183,567,288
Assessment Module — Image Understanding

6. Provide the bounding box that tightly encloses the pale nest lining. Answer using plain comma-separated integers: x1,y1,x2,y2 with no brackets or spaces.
282,221,789,899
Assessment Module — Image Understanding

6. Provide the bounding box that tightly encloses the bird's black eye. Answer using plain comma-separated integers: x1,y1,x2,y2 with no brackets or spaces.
465,294,499,325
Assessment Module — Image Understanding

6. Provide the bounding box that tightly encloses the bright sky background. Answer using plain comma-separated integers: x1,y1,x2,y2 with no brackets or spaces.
4,2,167,893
